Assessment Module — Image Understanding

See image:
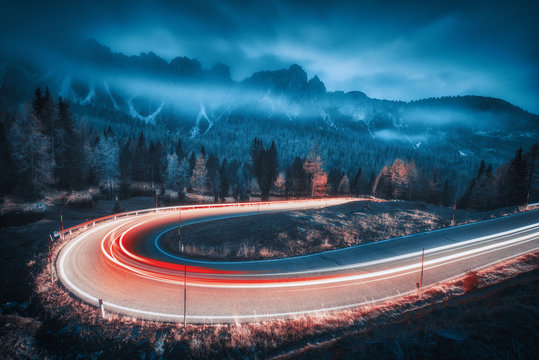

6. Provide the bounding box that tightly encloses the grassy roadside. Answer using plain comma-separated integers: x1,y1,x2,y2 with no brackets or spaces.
1,197,537,358
161,200,526,261
276,254,539,360
22,251,539,359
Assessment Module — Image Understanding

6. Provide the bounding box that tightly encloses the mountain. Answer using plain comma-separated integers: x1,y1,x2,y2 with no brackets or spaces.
0,40,537,190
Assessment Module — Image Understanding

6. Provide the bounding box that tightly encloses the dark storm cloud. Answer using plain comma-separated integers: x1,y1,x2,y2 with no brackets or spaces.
1,0,538,113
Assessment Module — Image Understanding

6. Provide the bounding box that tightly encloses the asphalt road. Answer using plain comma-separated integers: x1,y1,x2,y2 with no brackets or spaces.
56,199,539,323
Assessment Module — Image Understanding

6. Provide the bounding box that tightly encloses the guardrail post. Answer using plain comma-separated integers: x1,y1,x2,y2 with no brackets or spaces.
419,248,424,296
48,234,54,282
99,299,106,318
183,265,187,326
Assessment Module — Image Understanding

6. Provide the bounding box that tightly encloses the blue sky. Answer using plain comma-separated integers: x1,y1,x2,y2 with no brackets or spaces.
1,0,538,113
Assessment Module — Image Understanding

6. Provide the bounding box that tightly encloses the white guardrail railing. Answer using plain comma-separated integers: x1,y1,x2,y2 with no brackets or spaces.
53,196,379,240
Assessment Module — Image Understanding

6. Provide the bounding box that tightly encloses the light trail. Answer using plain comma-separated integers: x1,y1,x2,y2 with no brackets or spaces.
56,198,539,322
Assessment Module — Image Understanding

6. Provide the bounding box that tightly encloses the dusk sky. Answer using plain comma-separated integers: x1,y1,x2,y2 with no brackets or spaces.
1,0,538,113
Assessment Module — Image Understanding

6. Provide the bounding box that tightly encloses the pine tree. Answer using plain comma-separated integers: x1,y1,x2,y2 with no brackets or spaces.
338,174,350,195
55,97,81,189
459,160,489,209
8,116,34,195
219,159,230,201
441,179,451,207
249,138,278,200
373,165,392,199
508,148,528,205
0,120,13,195
286,157,309,197
27,102,53,195
148,141,165,185
166,152,179,190
94,132,119,198
178,157,191,193
41,88,56,176
119,139,133,184
262,141,279,199
428,167,441,205
175,137,184,160
188,152,196,179
273,172,286,196
206,154,220,200
351,168,362,195
303,147,328,197
525,142,538,203
328,168,344,195
250,137,264,179
389,158,410,199
190,151,208,195
31,88,45,118
469,164,495,210
132,132,148,182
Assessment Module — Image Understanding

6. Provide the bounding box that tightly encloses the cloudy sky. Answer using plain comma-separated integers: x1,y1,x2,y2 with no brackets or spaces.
1,0,538,113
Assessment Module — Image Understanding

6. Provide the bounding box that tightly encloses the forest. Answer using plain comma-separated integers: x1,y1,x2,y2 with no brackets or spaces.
1,86,537,213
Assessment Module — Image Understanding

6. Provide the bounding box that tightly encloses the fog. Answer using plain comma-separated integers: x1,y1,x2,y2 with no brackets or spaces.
1,0,537,113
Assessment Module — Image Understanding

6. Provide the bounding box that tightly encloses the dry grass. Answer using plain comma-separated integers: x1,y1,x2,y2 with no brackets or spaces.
462,271,480,293
162,200,527,261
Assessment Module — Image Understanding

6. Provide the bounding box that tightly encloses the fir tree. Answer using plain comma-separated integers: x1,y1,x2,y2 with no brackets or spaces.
506,148,528,205
441,179,451,207
286,157,308,197
166,152,179,190
273,172,286,196
219,159,230,201
190,151,208,195
175,137,184,160
338,174,350,195
525,142,538,203
56,97,81,189
94,132,119,198
351,168,362,195
303,147,328,197
148,141,165,185
428,167,441,205
132,132,148,182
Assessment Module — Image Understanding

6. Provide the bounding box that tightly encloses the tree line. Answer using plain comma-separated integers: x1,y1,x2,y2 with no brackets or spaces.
0,87,536,211
457,145,538,210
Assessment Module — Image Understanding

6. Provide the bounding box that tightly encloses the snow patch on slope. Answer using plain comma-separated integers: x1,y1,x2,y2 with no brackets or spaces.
128,97,164,124
104,81,119,110
80,86,95,105
320,110,335,128
190,104,213,138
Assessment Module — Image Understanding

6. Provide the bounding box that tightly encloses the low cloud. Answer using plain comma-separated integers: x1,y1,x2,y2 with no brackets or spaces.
1,0,537,113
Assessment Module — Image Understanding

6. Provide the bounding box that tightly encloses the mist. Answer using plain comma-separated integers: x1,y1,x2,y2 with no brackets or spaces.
1,0,538,113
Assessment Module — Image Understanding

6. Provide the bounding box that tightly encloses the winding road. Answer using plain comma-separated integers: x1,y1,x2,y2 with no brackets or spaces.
56,199,539,323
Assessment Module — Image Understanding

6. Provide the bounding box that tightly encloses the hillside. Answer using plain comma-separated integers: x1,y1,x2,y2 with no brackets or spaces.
1,40,537,194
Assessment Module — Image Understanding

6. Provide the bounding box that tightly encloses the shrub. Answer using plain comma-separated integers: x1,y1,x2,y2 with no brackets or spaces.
462,271,480,293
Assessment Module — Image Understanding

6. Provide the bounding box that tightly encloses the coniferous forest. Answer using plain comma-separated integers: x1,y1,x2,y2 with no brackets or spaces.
1,84,537,211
